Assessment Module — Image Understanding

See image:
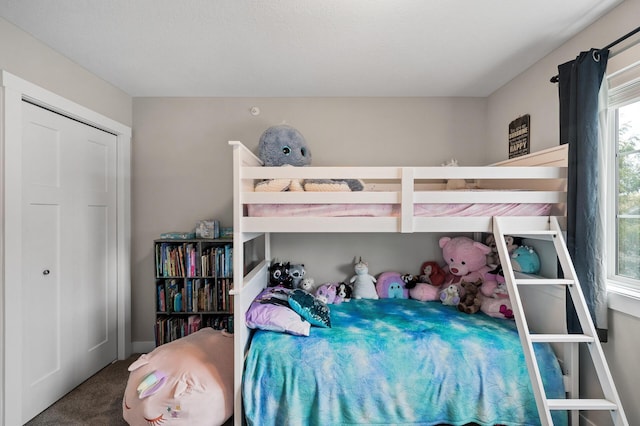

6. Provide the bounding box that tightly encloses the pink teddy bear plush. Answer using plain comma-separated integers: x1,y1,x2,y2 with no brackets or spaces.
439,236,496,297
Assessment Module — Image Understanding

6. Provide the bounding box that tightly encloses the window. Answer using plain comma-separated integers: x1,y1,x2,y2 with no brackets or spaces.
608,76,640,291
615,102,640,281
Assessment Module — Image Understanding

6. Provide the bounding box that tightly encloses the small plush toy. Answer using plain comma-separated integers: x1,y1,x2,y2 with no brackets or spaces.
478,263,516,319
484,235,500,266
404,273,442,302
439,236,492,288
314,283,344,304
511,245,541,274
255,124,364,192
335,282,353,301
505,235,520,254
375,272,409,299
350,257,378,299
457,279,483,314
441,158,466,190
481,297,515,320
401,273,419,287
288,263,306,288
484,234,519,266
493,281,509,298
480,278,513,319
418,261,446,286
300,277,316,292
268,261,293,288
483,265,509,298
439,284,460,306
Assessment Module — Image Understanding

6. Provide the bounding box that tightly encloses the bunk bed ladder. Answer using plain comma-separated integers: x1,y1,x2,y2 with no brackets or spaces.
492,216,628,426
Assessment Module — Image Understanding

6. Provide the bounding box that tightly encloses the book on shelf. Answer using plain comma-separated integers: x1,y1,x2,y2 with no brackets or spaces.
193,279,200,312
166,280,179,313
186,279,193,312
157,285,166,312
174,291,183,312
188,315,201,334
185,243,198,277
177,246,185,276
155,245,162,276
225,245,232,277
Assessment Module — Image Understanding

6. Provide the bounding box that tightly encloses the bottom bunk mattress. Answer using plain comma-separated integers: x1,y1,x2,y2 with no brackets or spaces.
243,298,567,426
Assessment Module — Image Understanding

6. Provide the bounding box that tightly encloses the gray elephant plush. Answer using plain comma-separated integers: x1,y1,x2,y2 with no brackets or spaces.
255,124,364,192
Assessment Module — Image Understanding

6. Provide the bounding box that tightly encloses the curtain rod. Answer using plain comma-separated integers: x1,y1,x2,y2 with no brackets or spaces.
550,25,640,83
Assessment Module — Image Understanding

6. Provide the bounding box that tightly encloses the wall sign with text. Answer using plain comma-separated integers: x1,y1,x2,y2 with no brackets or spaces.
508,115,530,159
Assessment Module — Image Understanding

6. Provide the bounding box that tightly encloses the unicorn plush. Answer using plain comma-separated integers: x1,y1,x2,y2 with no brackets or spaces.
350,257,378,299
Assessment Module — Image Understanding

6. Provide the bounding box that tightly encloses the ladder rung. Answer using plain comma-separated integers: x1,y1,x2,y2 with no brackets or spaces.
514,278,575,286
510,230,556,235
504,231,558,240
529,334,595,343
547,398,618,411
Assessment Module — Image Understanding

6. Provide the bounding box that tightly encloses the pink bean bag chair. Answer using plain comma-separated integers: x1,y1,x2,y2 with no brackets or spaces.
123,328,234,426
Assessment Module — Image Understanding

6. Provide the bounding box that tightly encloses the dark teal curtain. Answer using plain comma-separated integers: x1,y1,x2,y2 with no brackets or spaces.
557,48,609,341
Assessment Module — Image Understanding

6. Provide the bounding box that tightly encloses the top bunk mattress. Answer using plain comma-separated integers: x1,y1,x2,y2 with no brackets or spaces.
247,200,552,217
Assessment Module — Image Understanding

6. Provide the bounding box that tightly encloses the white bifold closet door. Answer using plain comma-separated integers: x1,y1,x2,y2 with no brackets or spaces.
20,101,118,422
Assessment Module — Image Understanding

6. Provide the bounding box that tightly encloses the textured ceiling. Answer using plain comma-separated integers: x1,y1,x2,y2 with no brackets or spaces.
0,0,624,97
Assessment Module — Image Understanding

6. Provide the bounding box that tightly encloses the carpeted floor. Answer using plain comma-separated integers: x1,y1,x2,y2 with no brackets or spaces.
25,355,138,426
24,354,234,426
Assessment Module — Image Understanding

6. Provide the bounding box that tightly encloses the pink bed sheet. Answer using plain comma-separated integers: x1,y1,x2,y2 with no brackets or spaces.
247,203,551,217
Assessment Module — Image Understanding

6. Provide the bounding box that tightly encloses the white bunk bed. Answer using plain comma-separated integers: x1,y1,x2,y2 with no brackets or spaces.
229,140,626,426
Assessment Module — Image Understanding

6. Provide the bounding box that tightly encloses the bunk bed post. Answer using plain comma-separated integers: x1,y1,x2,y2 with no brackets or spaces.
229,141,244,426
229,141,273,426
401,167,414,233
264,233,270,265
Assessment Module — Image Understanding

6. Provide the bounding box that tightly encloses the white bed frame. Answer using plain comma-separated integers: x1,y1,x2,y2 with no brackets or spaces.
229,141,568,425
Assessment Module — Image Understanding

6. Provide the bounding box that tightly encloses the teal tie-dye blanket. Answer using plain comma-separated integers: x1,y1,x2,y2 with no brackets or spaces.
243,298,567,426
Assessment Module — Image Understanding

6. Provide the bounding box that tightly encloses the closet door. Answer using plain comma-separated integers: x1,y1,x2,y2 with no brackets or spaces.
20,101,118,422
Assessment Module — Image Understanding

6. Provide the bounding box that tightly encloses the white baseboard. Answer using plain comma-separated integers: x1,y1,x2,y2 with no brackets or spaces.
131,340,155,354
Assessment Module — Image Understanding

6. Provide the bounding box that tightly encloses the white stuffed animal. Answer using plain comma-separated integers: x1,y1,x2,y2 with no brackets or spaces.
441,158,467,190
350,257,378,299
300,277,316,292
439,284,461,306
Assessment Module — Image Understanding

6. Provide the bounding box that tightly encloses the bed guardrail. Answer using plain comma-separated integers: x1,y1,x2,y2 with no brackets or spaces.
231,141,567,233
